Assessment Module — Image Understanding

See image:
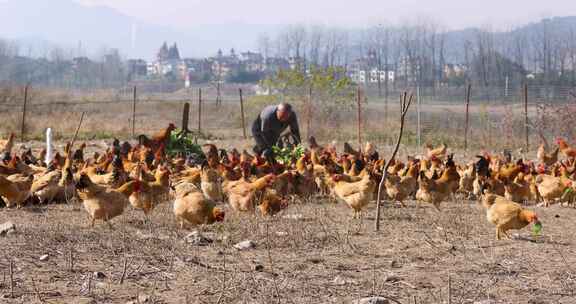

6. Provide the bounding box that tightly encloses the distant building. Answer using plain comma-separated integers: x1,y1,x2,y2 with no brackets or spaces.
288,56,304,70
265,57,290,73
211,49,241,80
149,42,183,79
443,63,467,79
127,59,148,78
239,51,264,72
72,57,91,70
349,49,395,84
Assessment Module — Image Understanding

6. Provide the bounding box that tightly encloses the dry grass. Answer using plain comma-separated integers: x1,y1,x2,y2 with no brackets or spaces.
0,86,563,152
1,195,575,303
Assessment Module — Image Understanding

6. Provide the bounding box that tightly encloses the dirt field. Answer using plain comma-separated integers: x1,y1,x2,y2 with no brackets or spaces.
1,190,576,304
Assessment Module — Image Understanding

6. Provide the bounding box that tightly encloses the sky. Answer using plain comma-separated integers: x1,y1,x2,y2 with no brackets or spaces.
76,0,576,30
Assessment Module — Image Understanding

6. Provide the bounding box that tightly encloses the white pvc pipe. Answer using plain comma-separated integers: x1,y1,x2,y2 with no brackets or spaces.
45,128,52,166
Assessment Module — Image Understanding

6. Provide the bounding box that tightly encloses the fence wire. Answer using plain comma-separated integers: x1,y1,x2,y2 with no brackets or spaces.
1,84,575,153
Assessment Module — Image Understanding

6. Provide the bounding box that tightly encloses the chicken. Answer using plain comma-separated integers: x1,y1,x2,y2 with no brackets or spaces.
129,166,171,217
363,142,379,162
202,144,220,169
416,155,460,210
503,173,533,203
537,143,559,167
136,123,177,156
0,174,34,207
224,174,275,212
332,172,376,218
75,173,139,227
173,182,225,228
200,164,224,202
83,155,128,189
343,142,360,159
384,161,419,207
293,154,317,198
425,142,447,160
73,143,87,165
0,133,15,155
258,189,288,216
535,174,571,207
31,169,62,204
457,163,476,197
481,193,540,240
556,138,576,159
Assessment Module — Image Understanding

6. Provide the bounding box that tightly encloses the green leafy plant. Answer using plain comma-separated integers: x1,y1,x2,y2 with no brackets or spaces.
532,221,543,236
166,129,203,158
272,145,305,165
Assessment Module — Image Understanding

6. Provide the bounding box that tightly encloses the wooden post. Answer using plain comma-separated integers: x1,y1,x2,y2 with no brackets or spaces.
181,102,190,134
239,88,247,139
464,84,472,151
524,83,529,153
357,86,362,151
131,86,137,137
216,82,221,106
198,88,202,133
21,84,29,142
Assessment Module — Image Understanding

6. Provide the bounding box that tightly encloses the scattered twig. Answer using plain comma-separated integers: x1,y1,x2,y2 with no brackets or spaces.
9,259,14,298
31,277,44,303
265,221,282,304
120,257,130,285
216,249,226,304
448,275,452,304
68,247,74,272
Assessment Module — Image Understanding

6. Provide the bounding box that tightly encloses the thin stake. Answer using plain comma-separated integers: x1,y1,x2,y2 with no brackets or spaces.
132,86,137,137
198,88,202,133
464,84,472,151
417,85,421,147
21,84,29,142
524,83,529,153
357,86,362,151
70,112,85,148
239,88,247,139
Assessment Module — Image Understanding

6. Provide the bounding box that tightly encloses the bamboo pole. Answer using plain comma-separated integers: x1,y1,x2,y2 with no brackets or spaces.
198,88,202,133
464,84,472,151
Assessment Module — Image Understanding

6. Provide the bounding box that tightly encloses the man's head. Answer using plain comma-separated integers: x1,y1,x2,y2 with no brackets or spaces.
276,103,293,122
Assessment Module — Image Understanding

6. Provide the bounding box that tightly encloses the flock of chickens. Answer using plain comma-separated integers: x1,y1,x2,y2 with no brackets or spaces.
1,124,576,240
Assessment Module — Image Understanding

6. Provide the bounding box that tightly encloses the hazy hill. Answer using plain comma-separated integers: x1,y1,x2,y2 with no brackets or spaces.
0,0,281,59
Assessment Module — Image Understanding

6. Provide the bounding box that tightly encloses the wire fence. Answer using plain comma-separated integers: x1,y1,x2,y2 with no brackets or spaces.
1,83,576,153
